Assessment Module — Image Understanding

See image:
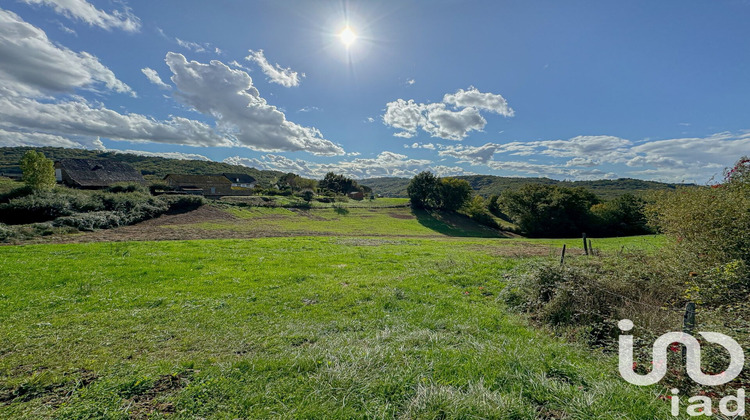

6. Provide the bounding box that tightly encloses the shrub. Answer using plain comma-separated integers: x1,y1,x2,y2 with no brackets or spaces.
462,196,499,228
53,211,126,231
161,195,206,213
0,185,34,204
0,223,13,241
105,183,149,194
647,157,750,305
0,192,75,224
503,257,682,344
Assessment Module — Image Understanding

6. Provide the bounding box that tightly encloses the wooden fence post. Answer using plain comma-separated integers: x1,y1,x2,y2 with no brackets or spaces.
588,239,593,256
560,244,566,266
583,233,589,256
682,302,696,360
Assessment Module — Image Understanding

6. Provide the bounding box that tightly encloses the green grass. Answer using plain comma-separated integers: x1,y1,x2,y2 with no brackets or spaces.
0,236,678,418
200,206,507,238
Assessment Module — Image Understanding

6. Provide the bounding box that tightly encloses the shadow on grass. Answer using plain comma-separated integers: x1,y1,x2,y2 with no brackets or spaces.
412,208,508,238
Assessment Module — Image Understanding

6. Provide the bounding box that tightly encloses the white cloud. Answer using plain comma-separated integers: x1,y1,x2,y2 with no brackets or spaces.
140,68,171,89
165,53,342,155
407,79,415,85
0,9,133,97
223,156,269,171
298,106,320,113
565,157,598,167
21,0,140,32
443,86,514,116
0,96,231,147
176,38,208,53
0,128,83,148
487,160,616,180
405,142,436,150
383,87,512,140
246,49,303,87
439,143,501,164
113,149,212,161
422,103,485,140
226,151,471,179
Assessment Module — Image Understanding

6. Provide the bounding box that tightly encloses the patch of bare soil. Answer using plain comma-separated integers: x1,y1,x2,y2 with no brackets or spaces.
0,368,98,407
127,373,190,419
389,212,415,220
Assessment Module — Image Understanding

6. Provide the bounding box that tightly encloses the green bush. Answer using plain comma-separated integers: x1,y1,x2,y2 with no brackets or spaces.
503,257,682,344
647,157,750,305
105,183,149,194
0,192,75,224
462,196,498,228
0,185,34,204
53,211,126,231
161,195,206,213
500,184,599,237
0,223,13,241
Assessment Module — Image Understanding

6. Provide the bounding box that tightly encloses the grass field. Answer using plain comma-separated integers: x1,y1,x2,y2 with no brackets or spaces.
0,228,678,419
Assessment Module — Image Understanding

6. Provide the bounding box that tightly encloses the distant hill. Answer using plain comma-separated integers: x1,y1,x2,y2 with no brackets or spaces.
361,175,692,200
0,147,282,186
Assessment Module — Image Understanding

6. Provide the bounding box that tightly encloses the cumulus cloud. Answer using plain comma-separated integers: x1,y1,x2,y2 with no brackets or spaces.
439,143,502,164
165,52,342,155
246,49,303,87
225,151,471,179
0,9,134,97
405,142,436,150
383,87,512,140
0,96,231,147
141,67,170,89
487,160,616,180
113,149,212,161
0,128,83,148
443,86,514,116
20,0,140,32
436,131,750,182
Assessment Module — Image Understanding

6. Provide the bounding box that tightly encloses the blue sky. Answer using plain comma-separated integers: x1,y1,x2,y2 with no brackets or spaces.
1,0,749,182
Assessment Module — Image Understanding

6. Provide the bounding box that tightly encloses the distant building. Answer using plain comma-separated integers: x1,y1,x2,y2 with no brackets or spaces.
348,191,365,200
55,159,145,189
163,174,232,196
220,173,257,189
0,169,22,181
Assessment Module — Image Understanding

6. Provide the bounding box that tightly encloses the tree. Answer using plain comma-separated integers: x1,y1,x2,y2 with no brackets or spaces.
319,172,359,195
590,194,650,236
438,177,472,211
20,150,55,191
407,171,440,209
501,184,599,237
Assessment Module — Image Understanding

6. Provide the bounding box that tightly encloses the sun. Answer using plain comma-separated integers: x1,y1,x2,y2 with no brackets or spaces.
339,26,357,47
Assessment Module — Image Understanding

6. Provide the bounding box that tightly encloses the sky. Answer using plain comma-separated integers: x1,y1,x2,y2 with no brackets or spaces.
1,0,749,183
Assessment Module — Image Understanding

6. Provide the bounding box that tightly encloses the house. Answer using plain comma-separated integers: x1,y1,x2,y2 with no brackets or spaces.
220,173,257,189
0,169,23,180
348,191,365,200
55,159,145,189
163,174,232,196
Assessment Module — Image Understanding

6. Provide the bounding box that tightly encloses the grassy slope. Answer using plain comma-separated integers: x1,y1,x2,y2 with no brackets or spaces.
361,175,688,200
0,236,676,419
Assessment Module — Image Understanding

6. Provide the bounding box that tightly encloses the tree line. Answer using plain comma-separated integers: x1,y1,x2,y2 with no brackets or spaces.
407,170,651,237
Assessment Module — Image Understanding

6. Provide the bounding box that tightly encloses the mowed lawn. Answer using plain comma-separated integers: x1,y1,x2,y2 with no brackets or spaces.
0,233,677,419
